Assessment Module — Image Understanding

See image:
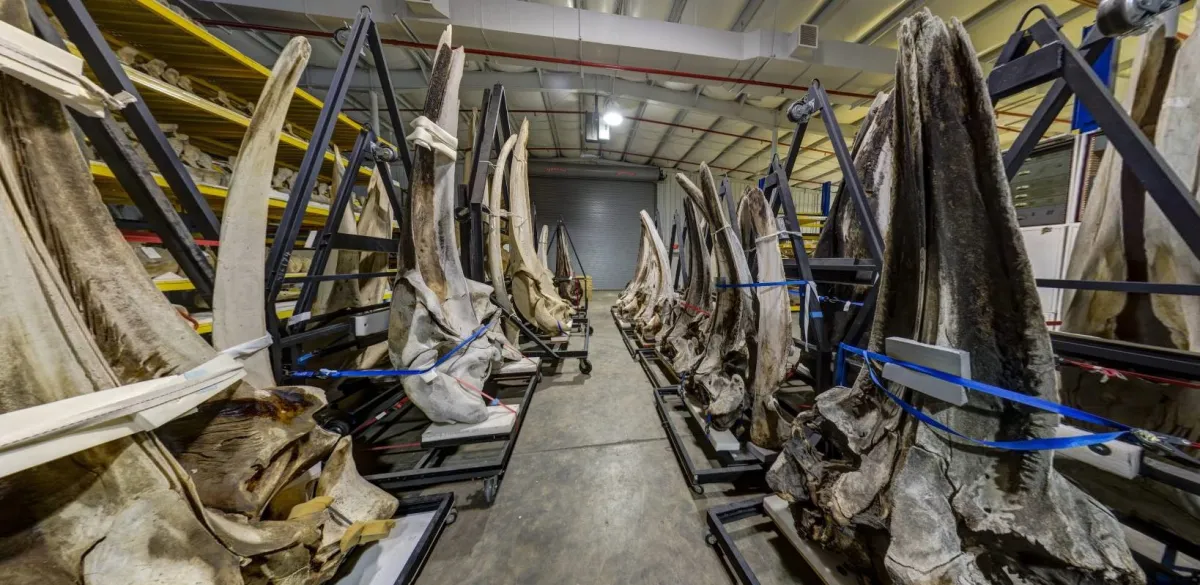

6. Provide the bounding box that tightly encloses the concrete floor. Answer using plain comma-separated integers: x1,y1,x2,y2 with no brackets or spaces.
415,291,809,585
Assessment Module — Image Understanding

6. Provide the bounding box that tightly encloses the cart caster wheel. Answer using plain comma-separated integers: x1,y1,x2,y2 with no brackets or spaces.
579,359,593,375
445,508,458,526
691,484,705,495
483,477,499,504
588,326,595,335
705,533,718,546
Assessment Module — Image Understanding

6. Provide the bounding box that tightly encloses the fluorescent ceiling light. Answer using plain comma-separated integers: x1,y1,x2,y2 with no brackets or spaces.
602,110,624,126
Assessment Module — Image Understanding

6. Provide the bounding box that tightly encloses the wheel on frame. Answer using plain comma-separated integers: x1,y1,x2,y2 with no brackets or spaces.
588,326,595,336
691,483,705,495
445,508,458,526
483,476,499,504
579,359,593,375
705,532,718,546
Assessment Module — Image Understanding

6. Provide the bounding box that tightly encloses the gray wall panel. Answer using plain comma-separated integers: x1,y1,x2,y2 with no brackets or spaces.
530,177,656,290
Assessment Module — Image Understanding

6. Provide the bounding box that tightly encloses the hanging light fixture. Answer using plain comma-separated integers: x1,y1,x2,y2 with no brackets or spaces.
602,109,624,126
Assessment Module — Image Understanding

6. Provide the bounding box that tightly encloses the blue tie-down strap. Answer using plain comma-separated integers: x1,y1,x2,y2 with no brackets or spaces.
837,343,1193,453
289,322,493,380
716,279,808,289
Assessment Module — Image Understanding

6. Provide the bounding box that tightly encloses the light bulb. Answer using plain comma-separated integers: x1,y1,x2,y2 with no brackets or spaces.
602,110,624,126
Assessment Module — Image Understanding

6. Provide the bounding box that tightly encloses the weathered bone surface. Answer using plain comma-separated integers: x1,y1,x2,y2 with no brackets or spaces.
537,223,550,269
632,210,675,336
389,26,499,424
213,36,310,390
659,195,713,374
677,165,752,429
616,225,652,316
1063,26,1176,346
507,119,574,333
0,4,395,580
487,134,519,317
767,12,1140,584
554,223,583,308
1147,28,1200,352
1062,25,1200,546
736,187,790,449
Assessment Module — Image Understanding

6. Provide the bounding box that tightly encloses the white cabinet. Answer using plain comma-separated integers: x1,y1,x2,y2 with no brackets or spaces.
1020,224,1072,324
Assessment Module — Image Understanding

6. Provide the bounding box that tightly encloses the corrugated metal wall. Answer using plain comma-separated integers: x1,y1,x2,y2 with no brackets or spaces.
531,177,657,290
655,170,823,243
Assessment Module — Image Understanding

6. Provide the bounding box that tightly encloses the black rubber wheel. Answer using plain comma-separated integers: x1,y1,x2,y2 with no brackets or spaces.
588,326,595,335
579,359,593,375
483,477,499,504
705,533,718,546
318,410,354,436
445,508,458,526
691,483,705,495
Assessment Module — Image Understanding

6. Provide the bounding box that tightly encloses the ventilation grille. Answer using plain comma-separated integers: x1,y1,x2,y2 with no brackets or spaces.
797,24,819,49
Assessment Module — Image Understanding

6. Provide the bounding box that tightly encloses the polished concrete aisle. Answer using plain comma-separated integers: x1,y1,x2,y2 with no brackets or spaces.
416,292,805,585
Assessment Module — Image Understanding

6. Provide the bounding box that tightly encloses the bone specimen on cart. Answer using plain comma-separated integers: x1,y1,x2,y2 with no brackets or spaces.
677,165,752,430
658,193,714,374
488,134,518,315
635,210,676,337
0,2,395,581
766,12,1140,584
615,223,652,317
506,118,574,333
1059,24,1200,546
554,222,584,308
213,36,310,390
736,187,793,449
537,223,550,269
388,25,500,424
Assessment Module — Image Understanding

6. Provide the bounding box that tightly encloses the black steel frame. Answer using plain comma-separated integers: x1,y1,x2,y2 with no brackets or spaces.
360,369,539,505
653,385,768,494
986,9,1200,381
705,498,768,585
379,492,457,585
32,0,218,299
765,79,884,392
463,85,513,282
546,218,592,319
261,8,412,379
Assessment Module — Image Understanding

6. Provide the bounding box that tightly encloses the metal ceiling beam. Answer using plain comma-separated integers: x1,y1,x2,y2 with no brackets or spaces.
673,117,725,169
730,0,764,33
706,128,760,173
620,101,649,162
541,88,563,157
645,110,689,165
666,0,687,23
189,0,898,74
302,69,859,138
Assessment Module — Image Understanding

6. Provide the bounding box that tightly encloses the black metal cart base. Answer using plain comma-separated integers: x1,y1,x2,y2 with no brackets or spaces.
519,316,594,374
612,307,655,357
706,498,769,585
350,492,456,585
653,385,771,494
359,369,539,505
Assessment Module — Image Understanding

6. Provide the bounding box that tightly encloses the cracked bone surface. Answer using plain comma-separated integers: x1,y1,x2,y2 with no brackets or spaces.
0,1,395,581
388,25,499,424
767,11,1139,584
1060,24,1200,546
736,187,792,449
506,118,574,333
622,211,674,337
659,193,713,374
676,165,752,430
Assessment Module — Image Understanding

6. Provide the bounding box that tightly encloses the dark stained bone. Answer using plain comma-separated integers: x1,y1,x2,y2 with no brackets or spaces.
737,187,791,449
676,165,753,430
767,11,1140,584
389,26,499,424
659,195,713,374
554,223,583,308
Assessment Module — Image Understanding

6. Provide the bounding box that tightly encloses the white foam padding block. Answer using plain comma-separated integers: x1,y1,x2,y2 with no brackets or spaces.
883,337,970,406
497,357,541,375
682,394,740,452
421,405,519,443
1054,424,1141,479
353,308,390,337
764,496,858,585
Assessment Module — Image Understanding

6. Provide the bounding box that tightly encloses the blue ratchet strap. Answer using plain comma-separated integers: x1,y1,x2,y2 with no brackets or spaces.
290,322,493,379
716,279,809,289
839,343,1137,452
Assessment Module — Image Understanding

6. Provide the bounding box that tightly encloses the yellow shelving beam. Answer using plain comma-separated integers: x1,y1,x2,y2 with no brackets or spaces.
90,160,332,228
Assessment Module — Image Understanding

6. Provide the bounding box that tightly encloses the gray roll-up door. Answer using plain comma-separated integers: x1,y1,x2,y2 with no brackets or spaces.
529,177,656,290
